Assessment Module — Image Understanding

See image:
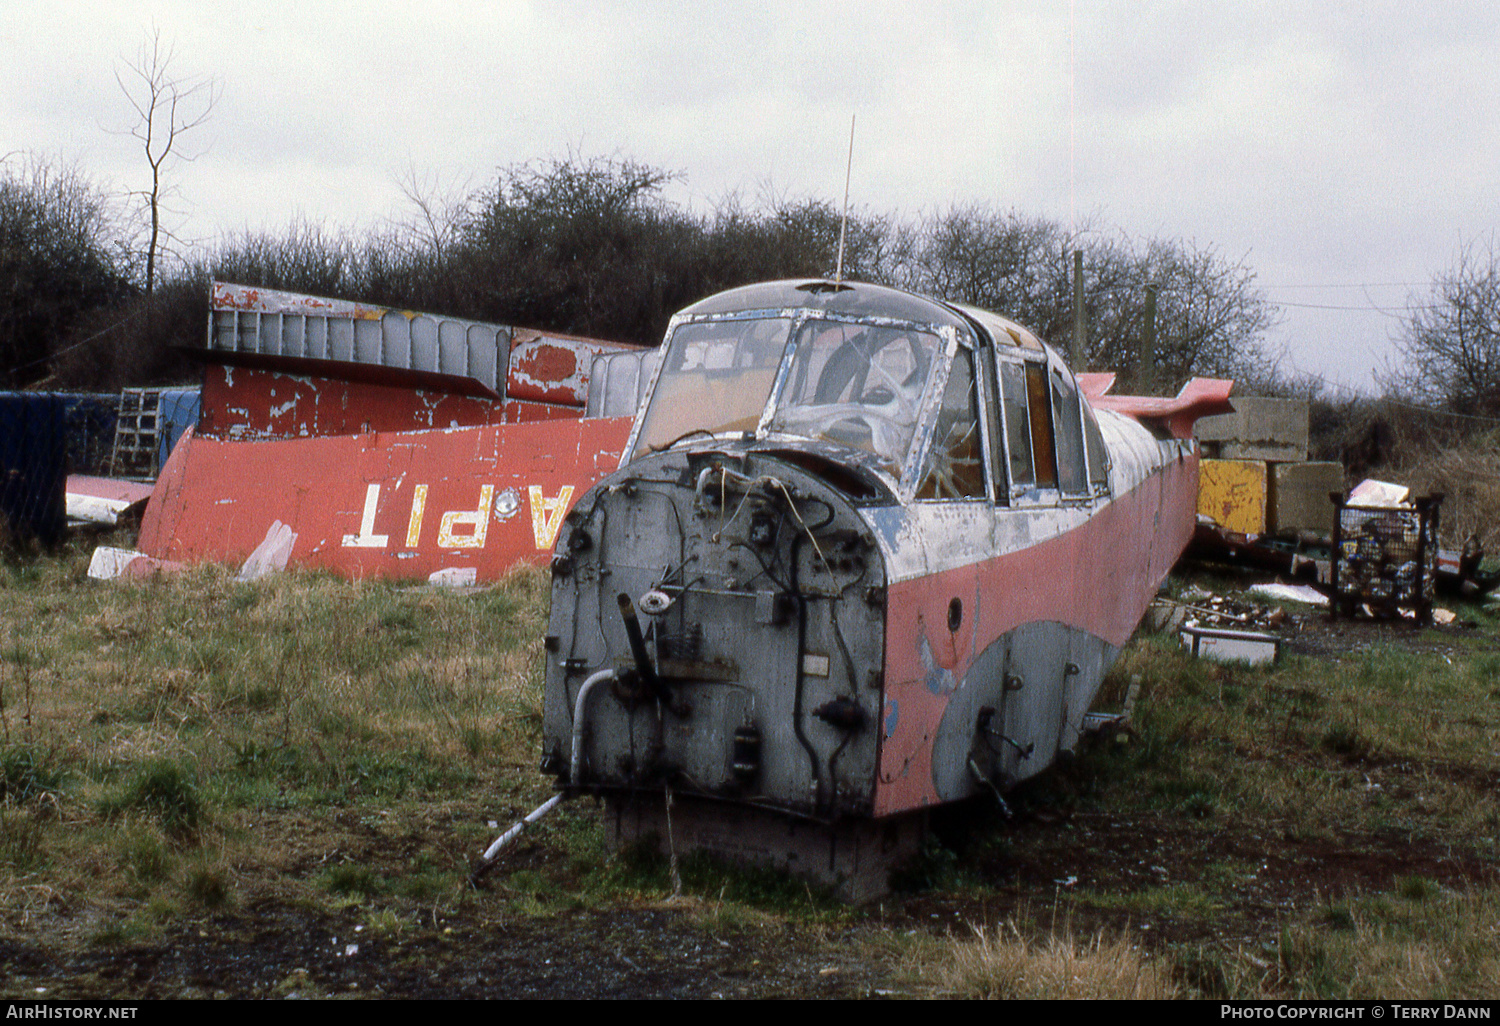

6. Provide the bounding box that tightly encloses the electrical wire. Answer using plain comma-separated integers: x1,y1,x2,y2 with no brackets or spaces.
1278,358,1500,426
8,305,145,377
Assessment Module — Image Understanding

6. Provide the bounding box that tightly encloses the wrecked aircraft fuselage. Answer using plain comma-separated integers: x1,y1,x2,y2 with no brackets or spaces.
541,281,1232,880
131,283,642,582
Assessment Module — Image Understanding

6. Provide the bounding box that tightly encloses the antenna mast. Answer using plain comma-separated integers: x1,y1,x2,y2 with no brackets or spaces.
835,113,855,283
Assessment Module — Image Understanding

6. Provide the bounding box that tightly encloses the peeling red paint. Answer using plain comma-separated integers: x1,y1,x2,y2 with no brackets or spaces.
211,282,388,320
197,364,508,440
872,452,1200,815
513,343,579,386
141,283,649,582
506,330,641,405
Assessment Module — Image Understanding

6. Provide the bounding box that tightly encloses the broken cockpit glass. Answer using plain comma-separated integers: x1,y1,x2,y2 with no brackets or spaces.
767,320,940,479
633,317,792,453
632,315,942,482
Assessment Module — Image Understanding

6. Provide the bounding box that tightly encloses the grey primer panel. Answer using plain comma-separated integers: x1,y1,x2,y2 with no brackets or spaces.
210,307,510,393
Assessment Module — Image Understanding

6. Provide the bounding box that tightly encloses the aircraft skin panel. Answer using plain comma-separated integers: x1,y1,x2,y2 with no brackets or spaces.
872,450,1199,816
121,283,644,583
195,364,509,440
137,415,633,580
540,446,890,822
523,278,1231,903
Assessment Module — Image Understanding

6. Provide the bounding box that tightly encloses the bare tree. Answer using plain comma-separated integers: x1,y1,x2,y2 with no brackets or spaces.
887,208,1281,391
114,27,219,297
1388,238,1500,417
1121,236,1283,391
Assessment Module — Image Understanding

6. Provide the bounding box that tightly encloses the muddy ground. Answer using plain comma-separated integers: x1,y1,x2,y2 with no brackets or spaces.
4,800,1492,999
2,611,1497,999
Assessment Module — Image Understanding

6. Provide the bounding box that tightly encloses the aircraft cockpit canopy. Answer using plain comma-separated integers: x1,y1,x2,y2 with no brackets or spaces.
631,311,946,483
626,280,1111,504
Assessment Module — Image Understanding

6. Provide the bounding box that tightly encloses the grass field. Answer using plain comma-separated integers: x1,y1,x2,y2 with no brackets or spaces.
2,537,1499,998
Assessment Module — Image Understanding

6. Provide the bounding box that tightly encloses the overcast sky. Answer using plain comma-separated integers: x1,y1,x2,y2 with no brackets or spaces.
6,1,1498,394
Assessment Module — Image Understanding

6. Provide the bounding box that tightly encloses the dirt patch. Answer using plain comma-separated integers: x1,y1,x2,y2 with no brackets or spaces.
16,910,862,999
952,808,1498,947
1,895,895,999
3,788,1495,999
1274,610,1495,660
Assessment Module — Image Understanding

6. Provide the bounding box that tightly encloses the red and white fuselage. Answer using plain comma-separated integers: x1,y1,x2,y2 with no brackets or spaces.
540,280,1230,820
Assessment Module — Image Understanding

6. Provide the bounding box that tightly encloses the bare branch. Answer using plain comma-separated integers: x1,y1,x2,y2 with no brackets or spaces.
112,25,219,295
389,163,473,260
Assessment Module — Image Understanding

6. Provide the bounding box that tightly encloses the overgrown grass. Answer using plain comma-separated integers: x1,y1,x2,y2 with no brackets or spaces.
1076,620,1500,839
1171,885,1500,999
1024,586,1500,999
5,540,1500,998
0,541,554,931
905,918,1179,999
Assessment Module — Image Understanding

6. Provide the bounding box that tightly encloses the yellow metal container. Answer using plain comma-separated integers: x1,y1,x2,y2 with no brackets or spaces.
1197,459,1267,536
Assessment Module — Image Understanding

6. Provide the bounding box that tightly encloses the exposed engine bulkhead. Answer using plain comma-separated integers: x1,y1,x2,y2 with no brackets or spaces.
543,442,889,821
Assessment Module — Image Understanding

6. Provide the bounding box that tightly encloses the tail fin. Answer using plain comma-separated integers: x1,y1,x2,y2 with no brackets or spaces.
1086,377,1234,439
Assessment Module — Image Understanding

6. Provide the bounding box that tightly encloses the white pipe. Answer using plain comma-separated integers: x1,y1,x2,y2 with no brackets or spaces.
473,667,615,872
571,668,616,784
479,793,563,862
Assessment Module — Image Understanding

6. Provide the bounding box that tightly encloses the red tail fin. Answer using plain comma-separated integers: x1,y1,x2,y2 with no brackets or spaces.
1086,377,1235,439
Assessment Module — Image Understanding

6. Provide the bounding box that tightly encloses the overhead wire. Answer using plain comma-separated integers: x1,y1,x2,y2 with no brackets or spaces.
7,305,145,378
1275,357,1500,426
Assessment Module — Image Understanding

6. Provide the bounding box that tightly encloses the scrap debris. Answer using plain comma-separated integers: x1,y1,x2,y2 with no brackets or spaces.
1153,575,1469,666
1163,585,1293,632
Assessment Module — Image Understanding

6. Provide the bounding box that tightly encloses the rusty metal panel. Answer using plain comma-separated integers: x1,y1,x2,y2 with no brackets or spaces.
194,363,507,440
507,329,638,406
133,283,651,586
212,282,389,318
1197,458,1268,536
212,283,644,408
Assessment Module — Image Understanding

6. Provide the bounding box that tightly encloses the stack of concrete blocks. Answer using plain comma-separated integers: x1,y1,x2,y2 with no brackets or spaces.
1194,397,1345,539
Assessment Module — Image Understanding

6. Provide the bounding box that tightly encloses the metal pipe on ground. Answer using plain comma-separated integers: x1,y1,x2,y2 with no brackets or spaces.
469,668,615,884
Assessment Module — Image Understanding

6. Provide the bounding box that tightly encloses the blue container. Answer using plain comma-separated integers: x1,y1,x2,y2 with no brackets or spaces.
58,393,120,476
156,388,201,471
0,393,67,546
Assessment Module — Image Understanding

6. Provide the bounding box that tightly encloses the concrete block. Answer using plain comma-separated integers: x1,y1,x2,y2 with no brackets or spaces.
1197,459,1268,536
1195,397,1310,462
1269,461,1344,536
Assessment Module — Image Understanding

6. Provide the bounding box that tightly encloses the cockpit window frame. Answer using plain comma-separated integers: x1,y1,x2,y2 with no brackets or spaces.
625,307,965,494
910,335,992,504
